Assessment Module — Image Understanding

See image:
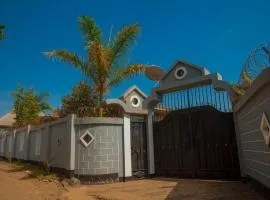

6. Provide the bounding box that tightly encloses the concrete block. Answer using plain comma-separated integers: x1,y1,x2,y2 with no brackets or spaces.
84,155,96,162
113,147,119,155
108,168,118,174
97,130,108,137
112,161,119,169
95,168,108,175
89,161,101,168
79,162,89,169
107,155,118,161
94,136,101,143
106,143,114,148
101,161,113,168
94,143,108,149
77,168,84,175
101,149,113,155
92,149,102,155
101,136,113,143
95,155,108,162
85,169,95,175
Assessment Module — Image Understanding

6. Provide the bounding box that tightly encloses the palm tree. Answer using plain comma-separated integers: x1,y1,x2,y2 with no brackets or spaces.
0,25,5,40
44,16,147,116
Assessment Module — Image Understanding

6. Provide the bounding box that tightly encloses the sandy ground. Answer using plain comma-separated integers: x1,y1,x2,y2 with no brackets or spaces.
66,179,264,200
0,161,65,200
0,161,264,200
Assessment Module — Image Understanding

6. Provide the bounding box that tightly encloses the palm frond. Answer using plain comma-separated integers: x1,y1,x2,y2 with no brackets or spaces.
108,64,146,86
110,23,140,63
78,16,102,46
90,41,110,73
231,84,245,96
43,50,85,69
242,71,253,85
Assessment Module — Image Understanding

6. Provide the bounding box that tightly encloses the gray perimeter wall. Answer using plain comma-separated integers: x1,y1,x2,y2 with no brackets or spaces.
0,115,124,181
14,127,29,160
234,68,270,189
74,117,123,178
0,115,74,171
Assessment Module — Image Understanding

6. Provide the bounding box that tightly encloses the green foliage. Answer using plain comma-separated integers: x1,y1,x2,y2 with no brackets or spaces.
60,81,98,117
12,85,51,128
0,24,5,40
44,16,149,116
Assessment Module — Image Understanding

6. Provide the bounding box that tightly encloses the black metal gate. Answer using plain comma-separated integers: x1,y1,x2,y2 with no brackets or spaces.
153,84,240,179
130,116,148,178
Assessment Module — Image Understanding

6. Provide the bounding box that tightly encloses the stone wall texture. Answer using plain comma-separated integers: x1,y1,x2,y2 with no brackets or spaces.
74,123,123,180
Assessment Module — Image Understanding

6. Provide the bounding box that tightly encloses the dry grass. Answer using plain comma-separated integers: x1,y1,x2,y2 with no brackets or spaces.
10,161,59,182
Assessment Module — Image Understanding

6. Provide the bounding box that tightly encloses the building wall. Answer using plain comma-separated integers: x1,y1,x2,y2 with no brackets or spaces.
74,117,123,183
234,68,270,189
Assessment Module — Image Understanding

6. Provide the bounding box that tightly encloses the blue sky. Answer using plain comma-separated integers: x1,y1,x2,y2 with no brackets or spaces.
0,0,269,115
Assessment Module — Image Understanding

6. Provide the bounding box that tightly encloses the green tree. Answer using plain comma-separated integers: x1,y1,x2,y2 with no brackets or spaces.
60,81,98,117
0,25,5,40
12,85,51,128
44,16,148,116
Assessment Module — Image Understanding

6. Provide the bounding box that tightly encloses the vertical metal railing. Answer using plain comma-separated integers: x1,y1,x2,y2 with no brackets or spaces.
154,84,232,122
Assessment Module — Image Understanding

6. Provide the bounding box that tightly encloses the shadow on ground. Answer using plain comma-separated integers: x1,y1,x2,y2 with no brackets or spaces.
164,179,264,200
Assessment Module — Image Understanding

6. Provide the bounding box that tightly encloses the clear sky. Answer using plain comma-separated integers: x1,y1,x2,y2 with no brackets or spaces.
0,0,269,115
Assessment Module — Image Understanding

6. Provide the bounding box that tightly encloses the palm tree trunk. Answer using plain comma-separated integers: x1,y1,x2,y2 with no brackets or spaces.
98,90,104,117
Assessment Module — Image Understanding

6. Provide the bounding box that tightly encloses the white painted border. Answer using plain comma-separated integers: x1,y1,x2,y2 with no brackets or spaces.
130,95,141,108
123,114,132,177
70,114,76,171
147,111,155,174
80,130,95,148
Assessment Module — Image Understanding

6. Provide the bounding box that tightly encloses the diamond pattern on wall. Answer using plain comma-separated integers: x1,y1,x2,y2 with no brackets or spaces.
260,112,270,147
80,130,95,148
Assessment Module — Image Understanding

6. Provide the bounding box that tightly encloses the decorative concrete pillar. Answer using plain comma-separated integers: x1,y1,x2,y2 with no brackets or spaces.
123,114,132,177
69,114,76,171
147,110,155,174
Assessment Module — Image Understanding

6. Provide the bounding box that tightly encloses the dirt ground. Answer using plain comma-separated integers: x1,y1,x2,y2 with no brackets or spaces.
0,161,264,200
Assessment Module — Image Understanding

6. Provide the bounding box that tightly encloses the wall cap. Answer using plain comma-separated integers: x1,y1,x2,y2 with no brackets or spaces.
75,117,124,125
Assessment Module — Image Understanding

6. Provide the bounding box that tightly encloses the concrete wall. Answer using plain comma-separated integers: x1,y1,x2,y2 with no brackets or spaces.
0,115,74,171
0,133,6,157
74,117,123,181
234,68,270,189
28,127,45,162
4,132,15,159
14,126,29,160
47,117,73,170
0,115,126,183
